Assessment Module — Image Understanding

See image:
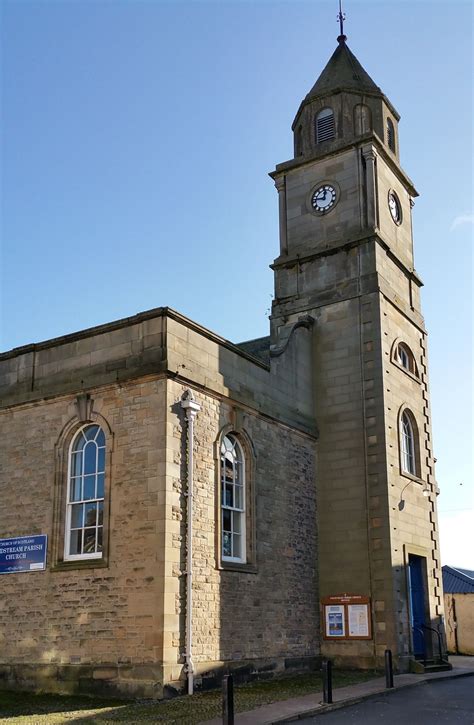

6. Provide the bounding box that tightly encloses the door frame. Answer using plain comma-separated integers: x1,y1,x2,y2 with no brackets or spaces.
403,545,432,659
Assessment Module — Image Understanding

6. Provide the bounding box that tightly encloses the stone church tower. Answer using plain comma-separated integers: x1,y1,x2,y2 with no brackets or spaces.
0,26,446,698
270,34,444,669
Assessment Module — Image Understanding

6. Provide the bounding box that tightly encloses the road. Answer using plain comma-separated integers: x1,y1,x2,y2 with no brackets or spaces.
298,676,474,724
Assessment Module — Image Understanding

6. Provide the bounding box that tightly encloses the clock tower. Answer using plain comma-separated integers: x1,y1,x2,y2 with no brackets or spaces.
270,34,445,669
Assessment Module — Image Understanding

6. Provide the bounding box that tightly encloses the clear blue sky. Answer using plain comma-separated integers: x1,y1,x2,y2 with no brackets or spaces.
1,0,472,566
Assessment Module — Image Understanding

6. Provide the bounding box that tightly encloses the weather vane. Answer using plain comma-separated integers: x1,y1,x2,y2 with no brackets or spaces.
337,0,347,43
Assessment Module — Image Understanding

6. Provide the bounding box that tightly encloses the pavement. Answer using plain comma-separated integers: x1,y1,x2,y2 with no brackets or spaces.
200,656,474,725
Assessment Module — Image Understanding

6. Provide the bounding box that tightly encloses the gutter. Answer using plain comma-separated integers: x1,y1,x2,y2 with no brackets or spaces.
181,389,201,696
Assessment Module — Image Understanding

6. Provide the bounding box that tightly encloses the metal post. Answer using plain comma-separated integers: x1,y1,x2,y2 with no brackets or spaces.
222,674,234,725
322,659,333,704
384,649,394,688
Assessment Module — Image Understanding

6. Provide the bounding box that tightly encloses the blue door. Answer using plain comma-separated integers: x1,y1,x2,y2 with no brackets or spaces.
408,555,427,657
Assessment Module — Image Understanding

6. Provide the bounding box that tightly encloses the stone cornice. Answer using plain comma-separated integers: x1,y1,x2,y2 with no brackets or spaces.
269,133,418,198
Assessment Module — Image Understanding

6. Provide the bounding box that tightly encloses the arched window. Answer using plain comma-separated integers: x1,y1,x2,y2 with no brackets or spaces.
65,424,106,560
221,434,246,563
387,117,395,152
400,411,416,476
354,103,371,135
315,108,335,144
395,342,418,377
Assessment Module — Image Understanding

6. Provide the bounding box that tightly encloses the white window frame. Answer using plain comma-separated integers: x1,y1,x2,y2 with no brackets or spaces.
64,424,105,561
221,434,246,564
400,411,416,476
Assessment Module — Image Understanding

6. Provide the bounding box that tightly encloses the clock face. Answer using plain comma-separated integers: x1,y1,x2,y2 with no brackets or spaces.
311,184,337,213
388,191,402,224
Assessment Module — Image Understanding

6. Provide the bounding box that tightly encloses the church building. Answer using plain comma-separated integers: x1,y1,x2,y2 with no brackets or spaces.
0,27,446,698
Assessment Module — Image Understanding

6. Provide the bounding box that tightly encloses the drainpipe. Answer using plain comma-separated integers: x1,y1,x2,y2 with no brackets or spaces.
181,390,201,696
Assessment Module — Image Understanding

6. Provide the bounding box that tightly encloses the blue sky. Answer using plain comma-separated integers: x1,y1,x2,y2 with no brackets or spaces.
1,0,472,567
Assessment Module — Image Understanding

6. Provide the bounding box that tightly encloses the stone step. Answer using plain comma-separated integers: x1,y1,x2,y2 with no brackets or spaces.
409,659,452,674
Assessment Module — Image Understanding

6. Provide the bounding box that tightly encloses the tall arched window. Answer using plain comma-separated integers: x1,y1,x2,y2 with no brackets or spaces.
221,434,246,563
400,411,416,476
315,108,335,143
65,424,106,560
387,117,395,152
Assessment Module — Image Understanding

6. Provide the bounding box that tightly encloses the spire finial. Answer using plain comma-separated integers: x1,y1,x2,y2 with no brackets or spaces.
337,0,347,43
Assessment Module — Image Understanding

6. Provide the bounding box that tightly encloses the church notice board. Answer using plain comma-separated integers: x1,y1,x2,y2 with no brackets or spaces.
322,595,372,640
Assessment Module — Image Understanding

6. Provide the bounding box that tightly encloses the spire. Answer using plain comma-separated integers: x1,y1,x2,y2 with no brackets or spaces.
305,40,382,100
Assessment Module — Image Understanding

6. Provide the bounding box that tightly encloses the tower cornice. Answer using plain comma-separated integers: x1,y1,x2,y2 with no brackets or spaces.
269,133,418,198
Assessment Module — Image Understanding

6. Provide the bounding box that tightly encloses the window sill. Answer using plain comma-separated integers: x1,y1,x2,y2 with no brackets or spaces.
392,359,421,384
217,560,257,574
400,471,424,485
51,557,108,572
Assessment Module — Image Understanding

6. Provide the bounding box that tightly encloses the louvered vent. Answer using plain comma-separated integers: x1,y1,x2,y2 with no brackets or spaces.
315,108,335,143
387,118,395,152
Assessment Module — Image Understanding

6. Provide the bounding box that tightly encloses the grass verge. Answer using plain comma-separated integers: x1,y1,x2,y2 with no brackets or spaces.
0,669,379,724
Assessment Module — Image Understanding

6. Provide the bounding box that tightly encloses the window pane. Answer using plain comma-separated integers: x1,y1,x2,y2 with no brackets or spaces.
235,461,243,483
71,503,83,528
98,502,104,526
97,446,105,473
234,485,243,510
233,533,241,558
84,502,97,527
223,509,231,532
83,528,96,553
224,484,233,507
84,442,97,475
69,529,82,555
83,475,95,500
223,532,232,557
70,478,82,502
233,511,242,534
96,429,105,446
96,473,105,499
73,431,87,453
224,459,234,483
84,425,98,441
97,527,103,552
71,451,82,477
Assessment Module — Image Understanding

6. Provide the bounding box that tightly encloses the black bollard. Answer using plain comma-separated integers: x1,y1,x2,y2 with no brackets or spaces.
222,673,234,725
384,649,394,688
322,659,333,704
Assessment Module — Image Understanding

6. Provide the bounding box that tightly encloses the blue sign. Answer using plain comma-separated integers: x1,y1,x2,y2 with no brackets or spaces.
0,535,47,574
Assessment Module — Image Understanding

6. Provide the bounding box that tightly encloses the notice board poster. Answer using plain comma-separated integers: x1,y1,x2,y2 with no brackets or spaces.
348,604,370,637
0,535,47,575
325,605,345,637
322,594,372,640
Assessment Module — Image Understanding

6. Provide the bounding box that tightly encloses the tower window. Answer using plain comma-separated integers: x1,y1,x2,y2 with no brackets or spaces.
295,125,303,156
315,108,335,143
400,410,417,476
354,104,371,135
392,341,419,377
387,118,396,152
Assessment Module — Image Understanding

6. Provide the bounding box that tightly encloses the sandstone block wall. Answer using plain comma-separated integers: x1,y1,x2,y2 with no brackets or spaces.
161,379,319,687
0,378,168,697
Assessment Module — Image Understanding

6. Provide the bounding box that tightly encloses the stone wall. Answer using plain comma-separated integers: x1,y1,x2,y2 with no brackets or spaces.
445,594,474,655
0,378,168,697
162,379,319,689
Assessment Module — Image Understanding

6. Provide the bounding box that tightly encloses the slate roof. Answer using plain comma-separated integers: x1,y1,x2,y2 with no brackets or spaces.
237,336,270,365
306,38,382,100
442,565,474,593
